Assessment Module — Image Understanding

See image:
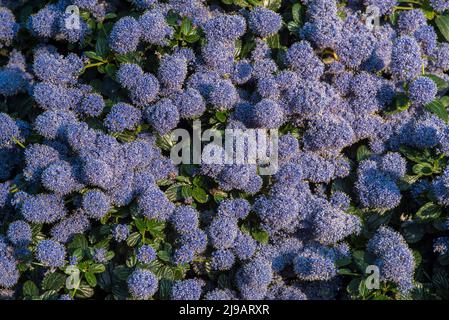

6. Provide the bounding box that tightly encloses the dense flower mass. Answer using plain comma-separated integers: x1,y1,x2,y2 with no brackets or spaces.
0,0,449,301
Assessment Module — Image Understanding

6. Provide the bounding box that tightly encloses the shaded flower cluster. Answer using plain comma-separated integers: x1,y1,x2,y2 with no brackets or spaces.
1,0,449,301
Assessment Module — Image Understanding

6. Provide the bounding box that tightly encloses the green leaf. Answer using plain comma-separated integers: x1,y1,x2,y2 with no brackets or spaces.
39,290,58,300
98,267,112,291
240,39,256,59
192,175,206,188
425,74,449,91
438,254,449,266
213,191,227,202
115,52,140,64
41,272,67,291
72,248,84,261
435,14,449,42
217,274,231,289
358,277,370,298
166,10,180,26
425,99,448,123
264,0,282,11
389,12,398,25
416,202,442,221
106,251,115,261
352,251,369,273
23,281,39,297
401,221,426,244
85,272,97,287
287,21,300,33
364,211,393,235
215,111,228,123
399,145,430,163
147,219,166,239
176,176,190,184
422,2,436,20
184,33,200,43
192,187,209,203
104,13,117,20
159,279,173,300
134,218,147,233
105,64,117,78
413,250,422,267
347,277,362,297
251,229,269,244
397,174,421,191
337,10,347,20
113,265,133,281
440,96,449,107
266,33,281,49
434,217,449,230
356,145,372,162
165,184,184,202
97,64,106,74
181,185,192,199
17,262,28,273
75,283,95,299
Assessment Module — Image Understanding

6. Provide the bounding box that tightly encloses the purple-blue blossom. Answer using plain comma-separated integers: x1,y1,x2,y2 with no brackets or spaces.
36,240,66,267
127,269,158,299
109,17,141,54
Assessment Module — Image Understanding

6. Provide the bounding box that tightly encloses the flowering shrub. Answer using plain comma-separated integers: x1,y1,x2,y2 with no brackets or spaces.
1,0,449,301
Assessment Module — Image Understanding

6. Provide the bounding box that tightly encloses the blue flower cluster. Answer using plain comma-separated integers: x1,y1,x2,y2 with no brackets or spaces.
367,227,415,293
